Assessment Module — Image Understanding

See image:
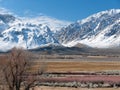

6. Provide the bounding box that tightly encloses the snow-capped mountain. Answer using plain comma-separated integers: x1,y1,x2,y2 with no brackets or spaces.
0,23,59,52
0,9,71,52
56,9,120,48
0,8,120,52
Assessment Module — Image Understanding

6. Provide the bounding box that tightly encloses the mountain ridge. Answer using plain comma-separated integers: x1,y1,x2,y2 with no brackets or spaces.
0,9,120,52
56,9,120,48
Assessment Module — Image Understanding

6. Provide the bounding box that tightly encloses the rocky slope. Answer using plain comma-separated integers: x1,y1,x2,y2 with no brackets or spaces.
56,9,120,48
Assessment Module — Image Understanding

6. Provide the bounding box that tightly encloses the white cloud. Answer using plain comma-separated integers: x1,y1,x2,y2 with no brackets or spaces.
24,10,37,17
24,10,31,16
24,10,48,18
0,7,14,15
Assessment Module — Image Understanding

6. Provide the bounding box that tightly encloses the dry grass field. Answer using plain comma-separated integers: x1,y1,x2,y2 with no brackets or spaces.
32,61,120,72
1,54,120,90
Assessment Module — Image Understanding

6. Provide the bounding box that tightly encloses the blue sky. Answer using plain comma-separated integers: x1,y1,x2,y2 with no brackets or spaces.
0,0,120,21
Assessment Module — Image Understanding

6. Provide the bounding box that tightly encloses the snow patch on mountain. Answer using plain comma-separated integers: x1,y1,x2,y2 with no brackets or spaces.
57,9,120,48
23,16,71,32
0,23,59,52
79,19,120,48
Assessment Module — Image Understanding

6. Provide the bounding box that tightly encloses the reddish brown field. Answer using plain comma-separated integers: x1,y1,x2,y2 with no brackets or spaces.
40,75,120,84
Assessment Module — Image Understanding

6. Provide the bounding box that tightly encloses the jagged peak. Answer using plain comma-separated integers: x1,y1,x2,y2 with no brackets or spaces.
20,15,72,32
78,9,120,24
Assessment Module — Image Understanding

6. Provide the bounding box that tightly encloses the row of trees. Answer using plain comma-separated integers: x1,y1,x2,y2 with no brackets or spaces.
0,48,44,90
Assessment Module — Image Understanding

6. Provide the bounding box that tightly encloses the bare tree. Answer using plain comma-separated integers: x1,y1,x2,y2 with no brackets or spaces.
1,48,31,90
24,75,36,90
0,48,46,90
0,48,30,90
0,55,8,90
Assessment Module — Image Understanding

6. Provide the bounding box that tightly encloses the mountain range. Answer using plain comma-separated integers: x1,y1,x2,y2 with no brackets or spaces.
0,9,120,52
